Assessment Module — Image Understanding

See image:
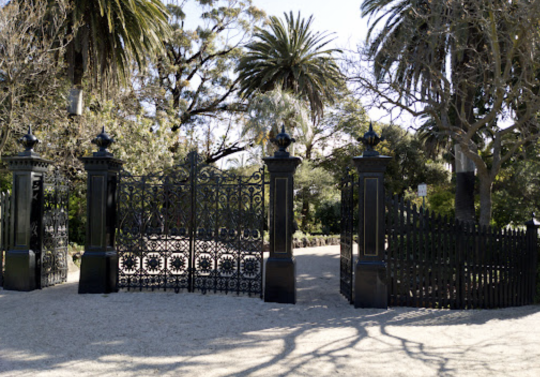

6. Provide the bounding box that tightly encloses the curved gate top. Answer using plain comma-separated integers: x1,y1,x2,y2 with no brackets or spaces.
117,151,265,297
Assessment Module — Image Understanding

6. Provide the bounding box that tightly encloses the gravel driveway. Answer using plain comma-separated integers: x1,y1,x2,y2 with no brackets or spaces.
1,245,539,376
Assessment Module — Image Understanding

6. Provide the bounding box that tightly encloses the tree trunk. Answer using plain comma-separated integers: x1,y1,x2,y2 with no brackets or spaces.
477,173,493,227
454,144,476,223
300,187,310,233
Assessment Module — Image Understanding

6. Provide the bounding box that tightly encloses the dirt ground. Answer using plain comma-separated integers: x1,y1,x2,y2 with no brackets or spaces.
1,245,539,377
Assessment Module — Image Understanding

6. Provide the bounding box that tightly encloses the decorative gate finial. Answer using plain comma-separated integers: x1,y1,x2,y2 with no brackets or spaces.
358,122,384,157
18,126,40,156
91,126,115,156
271,124,295,157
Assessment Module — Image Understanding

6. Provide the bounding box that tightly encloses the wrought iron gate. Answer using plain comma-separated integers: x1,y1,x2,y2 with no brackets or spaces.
117,151,265,296
38,168,69,288
340,169,355,303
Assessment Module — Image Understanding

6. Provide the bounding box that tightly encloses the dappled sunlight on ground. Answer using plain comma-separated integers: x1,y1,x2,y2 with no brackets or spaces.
1,245,539,376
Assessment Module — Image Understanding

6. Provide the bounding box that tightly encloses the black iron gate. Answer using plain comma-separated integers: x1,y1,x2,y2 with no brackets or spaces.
117,151,265,296
340,169,355,303
38,168,69,288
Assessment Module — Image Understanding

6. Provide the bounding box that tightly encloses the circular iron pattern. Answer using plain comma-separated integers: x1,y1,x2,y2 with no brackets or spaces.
169,255,187,272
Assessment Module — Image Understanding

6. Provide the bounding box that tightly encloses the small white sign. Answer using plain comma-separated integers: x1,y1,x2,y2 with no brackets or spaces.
418,183,427,197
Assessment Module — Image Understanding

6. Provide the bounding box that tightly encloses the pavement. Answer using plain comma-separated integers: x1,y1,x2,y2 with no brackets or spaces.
1,245,539,377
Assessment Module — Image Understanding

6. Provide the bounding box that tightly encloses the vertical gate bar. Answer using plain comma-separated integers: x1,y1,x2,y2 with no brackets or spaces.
400,198,406,306
518,230,524,306
238,177,243,295
453,220,460,309
141,176,146,291
441,215,448,308
512,229,517,306
487,226,492,308
424,209,430,307
0,192,4,287
261,167,265,299
488,226,491,309
496,226,501,308
189,153,196,293
405,200,411,307
417,206,423,307
509,229,514,307
412,204,418,307
392,195,398,306
386,196,393,306
525,216,539,305
501,227,507,307
426,209,433,307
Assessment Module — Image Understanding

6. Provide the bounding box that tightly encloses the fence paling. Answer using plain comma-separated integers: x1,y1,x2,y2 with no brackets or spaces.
386,196,534,310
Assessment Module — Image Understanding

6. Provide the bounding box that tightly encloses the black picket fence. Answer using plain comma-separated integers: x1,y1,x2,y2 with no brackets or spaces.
386,195,538,309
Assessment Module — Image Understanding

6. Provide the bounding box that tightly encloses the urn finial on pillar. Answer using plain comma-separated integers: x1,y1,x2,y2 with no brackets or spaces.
91,126,115,156
18,126,40,156
271,125,295,157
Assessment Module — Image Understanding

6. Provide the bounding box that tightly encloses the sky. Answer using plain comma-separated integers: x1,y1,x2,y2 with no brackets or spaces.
250,0,410,125
252,0,369,49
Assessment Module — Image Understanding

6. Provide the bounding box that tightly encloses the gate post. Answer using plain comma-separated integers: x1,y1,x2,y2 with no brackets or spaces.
352,124,391,308
263,126,301,304
2,127,50,291
78,127,123,294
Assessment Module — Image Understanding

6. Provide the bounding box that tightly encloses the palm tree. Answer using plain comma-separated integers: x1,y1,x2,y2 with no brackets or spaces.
236,11,343,122
362,0,483,223
61,0,171,114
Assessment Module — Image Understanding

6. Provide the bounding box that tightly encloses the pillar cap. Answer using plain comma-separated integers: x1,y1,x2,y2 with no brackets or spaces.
270,125,295,157
358,122,385,157
91,126,115,157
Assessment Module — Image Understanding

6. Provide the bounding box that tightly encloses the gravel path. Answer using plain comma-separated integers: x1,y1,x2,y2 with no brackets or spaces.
1,245,539,377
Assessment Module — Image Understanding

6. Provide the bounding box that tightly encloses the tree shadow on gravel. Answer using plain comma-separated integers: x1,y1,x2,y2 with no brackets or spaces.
0,247,538,376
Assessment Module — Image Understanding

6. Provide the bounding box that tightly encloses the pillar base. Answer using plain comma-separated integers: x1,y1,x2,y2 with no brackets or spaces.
78,251,118,294
3,249,37,291
264,257,296,304
354,261,387,309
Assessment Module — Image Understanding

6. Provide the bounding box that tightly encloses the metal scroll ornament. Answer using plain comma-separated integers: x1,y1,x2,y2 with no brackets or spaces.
116,151,265,297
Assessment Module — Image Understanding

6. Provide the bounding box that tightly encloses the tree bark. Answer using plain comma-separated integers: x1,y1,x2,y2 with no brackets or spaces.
454,144,476,223
477,172,493,227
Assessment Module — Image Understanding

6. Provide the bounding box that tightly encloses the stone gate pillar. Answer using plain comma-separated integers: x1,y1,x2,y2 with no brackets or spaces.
352,123,391,308
263,126,301,304
78,127,123,294
3,127,50,291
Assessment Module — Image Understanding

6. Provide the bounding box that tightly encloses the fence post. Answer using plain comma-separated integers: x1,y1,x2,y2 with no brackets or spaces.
263,126,301,304
352,123,392,308
525,214,539,304
2,127,50,291
78,127,124,294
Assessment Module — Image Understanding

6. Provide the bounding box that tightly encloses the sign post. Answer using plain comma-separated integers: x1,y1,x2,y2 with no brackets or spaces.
418,183,427,209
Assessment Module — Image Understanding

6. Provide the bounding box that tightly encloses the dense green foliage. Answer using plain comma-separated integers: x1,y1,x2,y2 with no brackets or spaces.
1,0,540,242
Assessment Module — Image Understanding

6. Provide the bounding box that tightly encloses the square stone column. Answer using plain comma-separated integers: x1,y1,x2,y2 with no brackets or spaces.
352,123,392,308
2,127,50,291
262,126,301,304
78,128,124,294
